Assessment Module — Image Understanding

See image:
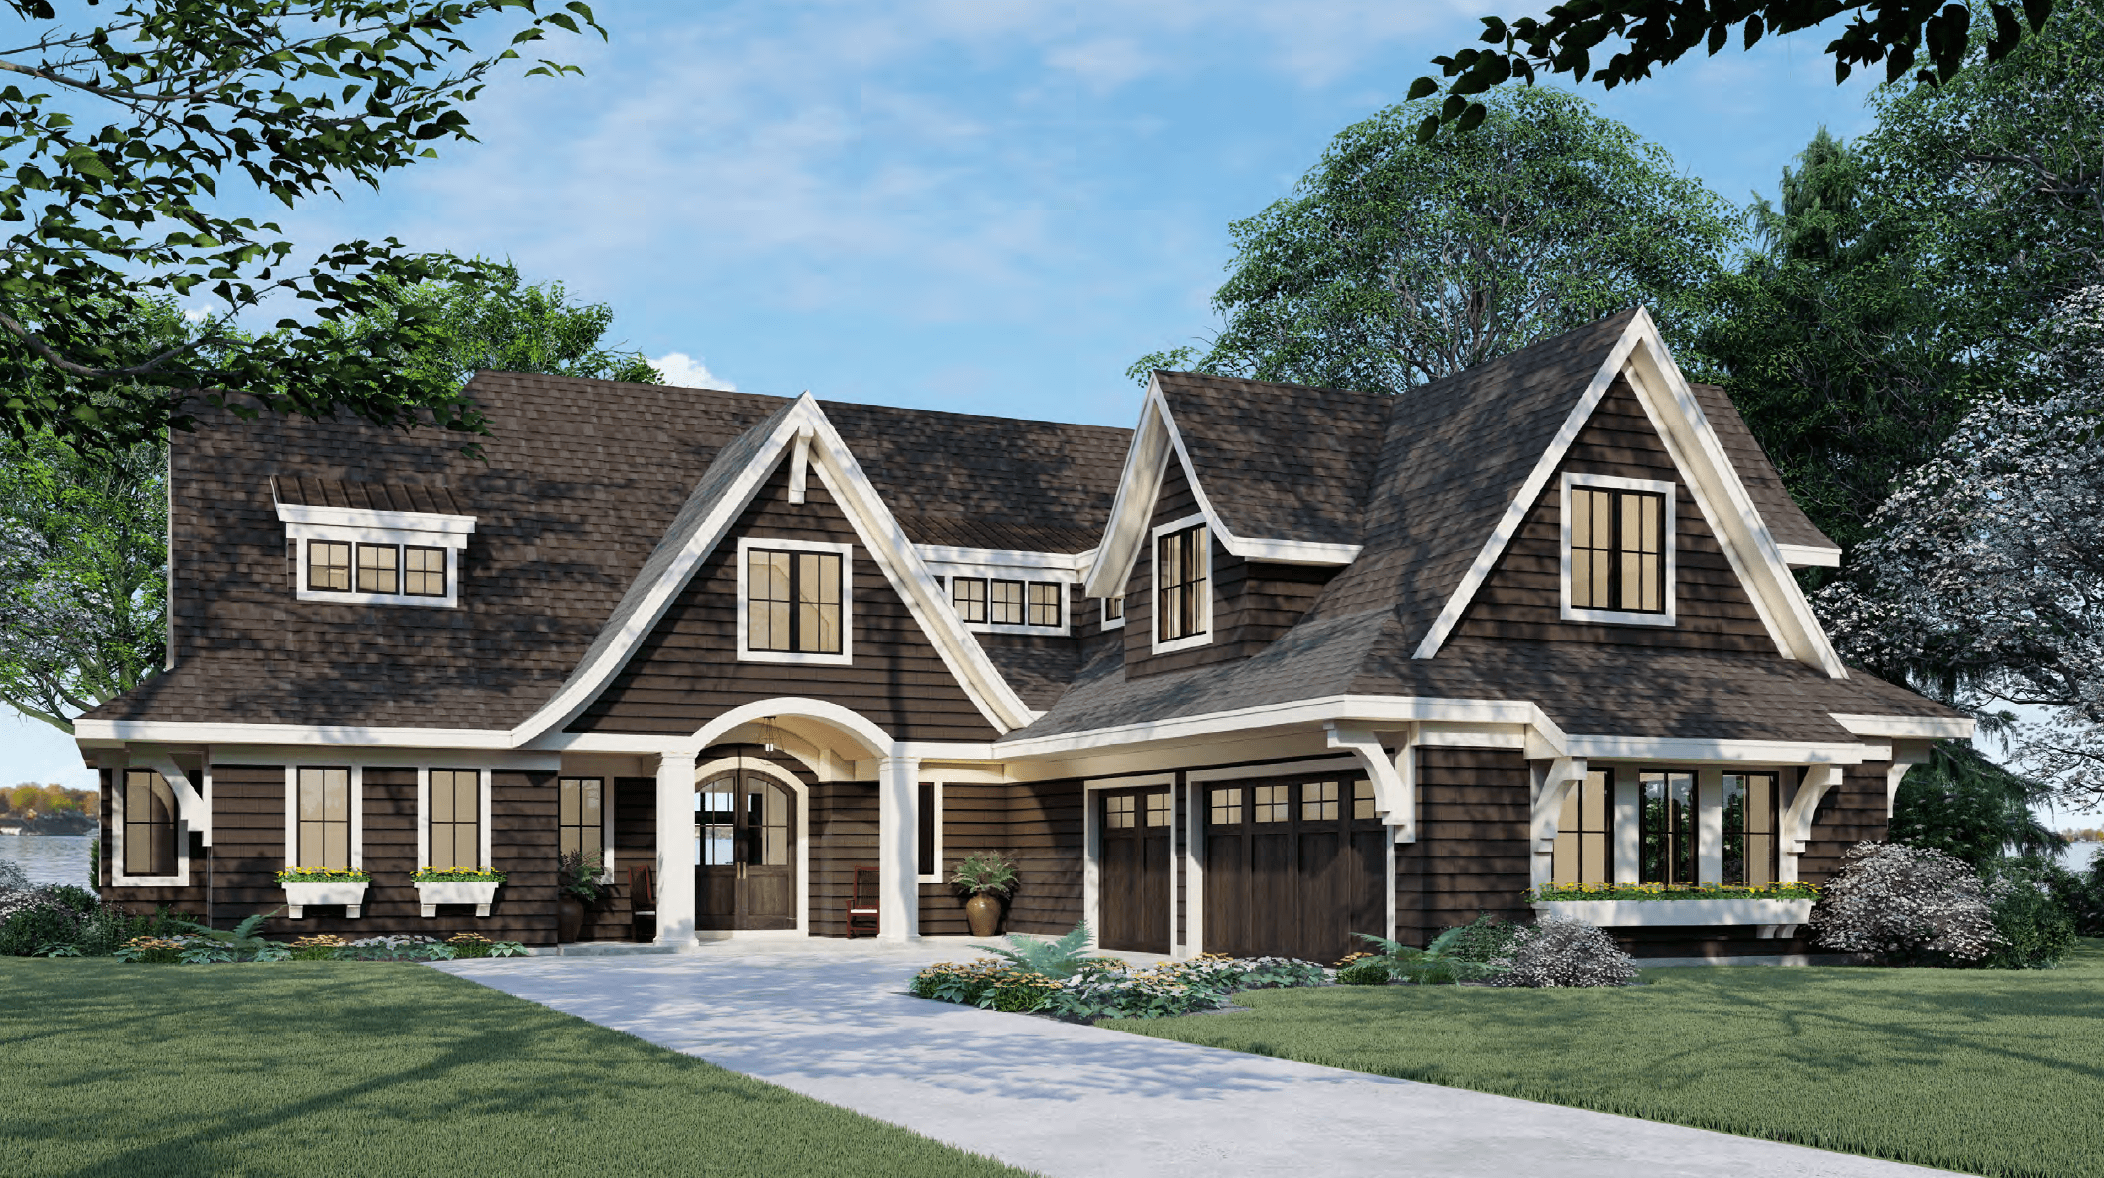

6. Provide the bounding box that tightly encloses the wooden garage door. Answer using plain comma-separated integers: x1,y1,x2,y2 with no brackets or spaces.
1099,786,1172,953
1203,775,1385,963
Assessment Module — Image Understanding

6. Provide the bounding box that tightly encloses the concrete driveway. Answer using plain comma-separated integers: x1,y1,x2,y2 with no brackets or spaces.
433,942,1960,1178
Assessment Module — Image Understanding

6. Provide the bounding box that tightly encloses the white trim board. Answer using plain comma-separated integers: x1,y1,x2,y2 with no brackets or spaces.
995,694,1568,760
1410,308,1848,678
1829,713,1975,740
735,536,856,667
1150,511,1213,655
1559,472,1678,628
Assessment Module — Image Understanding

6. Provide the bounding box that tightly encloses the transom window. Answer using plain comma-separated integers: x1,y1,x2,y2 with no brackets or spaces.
1552,770,1613,884
297,767,352,870
1252,784,1288,823
746,547,844,655
1301,781,1339,822
1352,778,1376,820
1640,770,1696,885
1144,792,1171,827
1156,522,1209,644
559,776,604,860
122,768,178,877
1568,480,1670,618
1106,794,1137,829
1209,787,1242,825
429,769,481,869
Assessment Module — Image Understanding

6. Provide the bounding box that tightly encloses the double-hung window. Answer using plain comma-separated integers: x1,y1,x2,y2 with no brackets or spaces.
1154,519,1209,649
1564,475,1673,624
740,540,850,663
1639,770,1696,885
559,776,604,861
429,769,481,869
297,767,353,869
122,768,179,878
1723,772,1780,885
1551,770,1613,884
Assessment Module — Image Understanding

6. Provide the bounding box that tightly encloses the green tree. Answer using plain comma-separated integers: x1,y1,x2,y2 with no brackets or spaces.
1891,742,2065,869
1131,89,1737,394
322,255,663,391
0,428,165,733
0,0,606,455
1410,1,2060,142
1694,129,1981,555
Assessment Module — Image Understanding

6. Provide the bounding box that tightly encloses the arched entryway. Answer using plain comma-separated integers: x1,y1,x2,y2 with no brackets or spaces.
695,766,799,931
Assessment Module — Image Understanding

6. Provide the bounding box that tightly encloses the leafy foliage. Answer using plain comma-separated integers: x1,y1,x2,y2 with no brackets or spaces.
1890,743,2065,867
948,850,1017,897
1410,1,2061,143
0,873,191,957
1810,841,2000,964
0,427,166,731
557,849,604,903
1130,88,1736,395
1352,927,1510,985
973,920,1096,980
1498,918,1639,988
0,0,610,454
909,950,1331,1021
1529,880,1819,900
1819,286,2104,801
1981,859,2078,968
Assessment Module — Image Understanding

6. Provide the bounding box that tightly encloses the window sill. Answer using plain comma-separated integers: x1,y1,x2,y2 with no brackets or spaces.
1561,606,1676,627
738,648,852,666
1531,898,1813,926
283,879,369,918
1151,631,1210,655
414,879,503,917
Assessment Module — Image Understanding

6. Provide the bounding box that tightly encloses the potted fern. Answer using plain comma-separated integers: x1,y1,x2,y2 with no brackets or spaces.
556,850,604,943
950,850,1018,937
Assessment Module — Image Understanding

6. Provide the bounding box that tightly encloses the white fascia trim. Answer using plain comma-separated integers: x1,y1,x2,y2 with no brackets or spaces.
994,694,1567,760
1082,380,1357,596
1150,510,1213,655
1569,735,1868,764
512,395,1038,744
735,536,855,667
1559,472,1678,628
1413,309,1849,678
1778,543,1842,568
1830,713,1975,740
275,502,477,534
77,719,520,749
917,545,1090,573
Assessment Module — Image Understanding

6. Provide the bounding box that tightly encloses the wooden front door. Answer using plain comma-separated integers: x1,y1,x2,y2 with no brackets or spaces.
1099,786,1172,953
695,771,797,931
1203,774,1385,962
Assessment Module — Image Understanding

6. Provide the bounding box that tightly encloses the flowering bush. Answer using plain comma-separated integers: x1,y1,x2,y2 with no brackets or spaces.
114,936,186,964
1810,842,1999,965
274,866,371,884
290,934,347,960
908,951,1330,1020
1527,881,1818,901
1497,918,1638,988
411,866,508,883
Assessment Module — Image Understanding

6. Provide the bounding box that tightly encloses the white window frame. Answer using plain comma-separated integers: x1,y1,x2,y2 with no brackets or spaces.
279,501,473,609
1559,472,1677,628
110,764,190,887
1100,593,1125,630
736,537,855,665
283,764,365,871
928,565,1078,636
1150,512,1213,654
417,767,494,871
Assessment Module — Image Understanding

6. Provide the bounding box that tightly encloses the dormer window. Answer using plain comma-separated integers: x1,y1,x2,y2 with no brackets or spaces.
943,573,1070,634
275,479,474,609
1152,515,1210,653
1102,593,1125,628
1561,474,1675,626
738,537,853,665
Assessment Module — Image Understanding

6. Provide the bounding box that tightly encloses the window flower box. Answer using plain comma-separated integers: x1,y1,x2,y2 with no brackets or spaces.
1528,882,1816,927
275,868,372,918
411,867,507,918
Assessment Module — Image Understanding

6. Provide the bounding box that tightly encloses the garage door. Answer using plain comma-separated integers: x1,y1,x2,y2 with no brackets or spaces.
1202,774,1385,963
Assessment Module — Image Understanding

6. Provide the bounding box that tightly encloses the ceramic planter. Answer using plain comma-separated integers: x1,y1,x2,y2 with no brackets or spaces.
558,894,586,943
1531,898,1815,927
963,892,1004,937
282,880,369,918
415,880,503,917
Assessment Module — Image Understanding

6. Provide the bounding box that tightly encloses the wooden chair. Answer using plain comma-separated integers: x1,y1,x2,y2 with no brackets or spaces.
846,865,880,939
628,865,657,943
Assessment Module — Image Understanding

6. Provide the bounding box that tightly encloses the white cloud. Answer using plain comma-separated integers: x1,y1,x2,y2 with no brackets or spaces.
652,351,734,390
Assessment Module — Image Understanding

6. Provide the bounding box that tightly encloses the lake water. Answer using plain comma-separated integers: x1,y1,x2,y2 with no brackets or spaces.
2060,841,2103,875
0,833,96,888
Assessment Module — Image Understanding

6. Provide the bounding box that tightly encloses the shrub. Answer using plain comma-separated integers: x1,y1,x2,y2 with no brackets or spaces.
1439,913,1527,963
1499,918,1638,988
0,901,79,957
1336,960,1392,985
1982,861,2078,969
291,934,346,961
974,921,1095,980
115,936,185,964
1353,929,1508,984
1810,842,1999,965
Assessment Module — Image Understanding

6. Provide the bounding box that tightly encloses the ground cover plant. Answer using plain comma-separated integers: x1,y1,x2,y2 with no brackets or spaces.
1109,939,2104,1178
0,958,1030,1178
909,929,1330,1021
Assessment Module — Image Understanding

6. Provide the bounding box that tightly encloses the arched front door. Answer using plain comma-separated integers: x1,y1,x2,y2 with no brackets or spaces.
696,771,797,931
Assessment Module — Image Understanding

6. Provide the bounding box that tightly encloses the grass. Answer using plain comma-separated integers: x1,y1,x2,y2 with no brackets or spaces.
1106,938,2104,1178
0,958,1029,1178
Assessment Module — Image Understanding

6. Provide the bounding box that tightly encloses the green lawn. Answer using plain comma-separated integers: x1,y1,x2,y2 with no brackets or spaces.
1107,939,2104,1178
0,959,1028,1178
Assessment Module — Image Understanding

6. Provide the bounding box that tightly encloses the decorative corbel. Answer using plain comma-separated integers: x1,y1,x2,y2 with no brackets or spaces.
1325,722,1417,843
142,751,209,846
1529,757,1586,856
787,425,815,505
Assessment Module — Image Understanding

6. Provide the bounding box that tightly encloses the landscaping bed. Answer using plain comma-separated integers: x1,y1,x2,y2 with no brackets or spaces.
0,957,1029,1178
1107,938,2104,1178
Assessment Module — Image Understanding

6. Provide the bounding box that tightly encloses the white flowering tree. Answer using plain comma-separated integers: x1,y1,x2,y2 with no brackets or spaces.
1819,286,2104,803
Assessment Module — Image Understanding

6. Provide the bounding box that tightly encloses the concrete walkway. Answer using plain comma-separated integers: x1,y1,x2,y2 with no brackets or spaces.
432,942,1961,1178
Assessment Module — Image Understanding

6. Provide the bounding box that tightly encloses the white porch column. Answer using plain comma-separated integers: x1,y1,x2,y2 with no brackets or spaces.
877,754,920,942
654,752,696,948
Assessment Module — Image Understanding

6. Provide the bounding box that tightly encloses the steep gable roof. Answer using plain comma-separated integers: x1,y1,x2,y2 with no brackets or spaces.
1686,382,1839,558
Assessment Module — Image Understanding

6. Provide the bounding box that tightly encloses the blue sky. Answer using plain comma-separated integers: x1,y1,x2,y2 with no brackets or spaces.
10,0,2000,804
